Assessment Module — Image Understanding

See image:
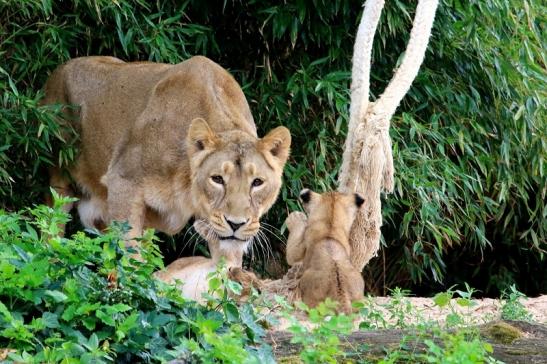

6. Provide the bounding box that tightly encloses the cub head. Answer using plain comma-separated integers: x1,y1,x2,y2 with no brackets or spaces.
187,118,291,249
299,188,365,233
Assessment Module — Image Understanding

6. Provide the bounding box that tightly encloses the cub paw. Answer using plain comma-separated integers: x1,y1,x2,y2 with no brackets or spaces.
285,211,307,232
228,267,263,292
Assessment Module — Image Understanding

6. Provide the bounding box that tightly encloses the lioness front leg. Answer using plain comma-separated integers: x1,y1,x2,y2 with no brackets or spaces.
104,175,145,259
285,211,308,266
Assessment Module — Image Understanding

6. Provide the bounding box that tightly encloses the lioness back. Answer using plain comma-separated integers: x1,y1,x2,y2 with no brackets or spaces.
43,56,255,197
43,56,290,257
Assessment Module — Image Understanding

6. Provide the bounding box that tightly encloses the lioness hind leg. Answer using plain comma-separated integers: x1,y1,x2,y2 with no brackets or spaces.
46,167,76,236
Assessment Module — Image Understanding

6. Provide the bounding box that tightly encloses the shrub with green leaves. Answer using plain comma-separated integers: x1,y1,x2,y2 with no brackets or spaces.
500,285,533,322
0,194,273,363
281,288,504,364
365,288,504,364
0,195,516,363
378,327,501,364
282,299,355,364
0,0,545,295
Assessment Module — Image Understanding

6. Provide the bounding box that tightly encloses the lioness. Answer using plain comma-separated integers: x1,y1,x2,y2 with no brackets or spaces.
285,189,365,313
42,56,291,256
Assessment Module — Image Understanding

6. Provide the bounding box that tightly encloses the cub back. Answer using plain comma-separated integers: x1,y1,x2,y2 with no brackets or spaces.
295,189,365,313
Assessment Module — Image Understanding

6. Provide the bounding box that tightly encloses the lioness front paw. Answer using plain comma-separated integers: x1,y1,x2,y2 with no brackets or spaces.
285,211,307,232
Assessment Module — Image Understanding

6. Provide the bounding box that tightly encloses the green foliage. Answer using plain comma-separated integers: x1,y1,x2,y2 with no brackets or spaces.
419,329,501,364
0,198,518,364
0,0,545,294
283,299,355,364
0,193,273,363
500,285,533,321
374,288,502,364
355,287,418,330
0,71,77,207
432,284,478,327
387,0,546,295
379,328,501,364
283,288,505,363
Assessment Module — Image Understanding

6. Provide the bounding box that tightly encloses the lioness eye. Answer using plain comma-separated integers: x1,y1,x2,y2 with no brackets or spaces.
211,175,224,185
252,178,264,187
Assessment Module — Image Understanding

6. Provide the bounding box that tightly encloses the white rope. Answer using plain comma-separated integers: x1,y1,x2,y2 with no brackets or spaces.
374,0,439,124
339,0,385,193
338,0,439,271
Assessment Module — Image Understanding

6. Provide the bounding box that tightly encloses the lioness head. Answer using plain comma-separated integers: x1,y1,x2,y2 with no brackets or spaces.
187,118,291,248
299,188,365,234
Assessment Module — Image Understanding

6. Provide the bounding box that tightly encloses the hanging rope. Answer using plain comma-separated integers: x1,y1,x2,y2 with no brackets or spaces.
338,0,439,272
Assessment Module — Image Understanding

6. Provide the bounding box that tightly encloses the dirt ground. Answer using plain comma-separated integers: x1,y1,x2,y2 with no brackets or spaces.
274,295,547,330
371,294,547,325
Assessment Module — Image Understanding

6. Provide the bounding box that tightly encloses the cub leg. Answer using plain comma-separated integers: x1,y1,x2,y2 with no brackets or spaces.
228,267,270,303
46,167,75,236
299,269,329,309
228,267,264,293
285,211,308,266
348,269,365,304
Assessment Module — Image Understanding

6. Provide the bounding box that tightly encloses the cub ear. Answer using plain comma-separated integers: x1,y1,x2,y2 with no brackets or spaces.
258,126,291,166
187,118,219,154
299,188,312,204
354,193,365,208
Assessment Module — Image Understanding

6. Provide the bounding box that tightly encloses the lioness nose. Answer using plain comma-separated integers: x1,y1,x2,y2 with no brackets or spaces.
226,218,245,232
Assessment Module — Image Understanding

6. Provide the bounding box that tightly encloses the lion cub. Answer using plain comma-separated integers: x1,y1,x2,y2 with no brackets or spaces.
154,220,247,302
286,189,365,313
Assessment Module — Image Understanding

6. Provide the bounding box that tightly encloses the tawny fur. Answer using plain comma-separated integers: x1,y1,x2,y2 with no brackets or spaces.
154,220,251,302
286,189,365,314
225,189,366,313
41,56,291,257
157,232,266,302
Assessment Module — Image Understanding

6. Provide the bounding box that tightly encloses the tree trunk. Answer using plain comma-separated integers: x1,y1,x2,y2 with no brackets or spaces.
266,320,547,363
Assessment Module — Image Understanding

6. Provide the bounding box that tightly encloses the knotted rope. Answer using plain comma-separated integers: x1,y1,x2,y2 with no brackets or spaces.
338,0,439,271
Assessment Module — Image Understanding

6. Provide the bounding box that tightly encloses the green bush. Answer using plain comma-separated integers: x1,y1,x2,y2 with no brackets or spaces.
500,285,533,321
0,196,507,363
0,193,274,363
0,0,545,295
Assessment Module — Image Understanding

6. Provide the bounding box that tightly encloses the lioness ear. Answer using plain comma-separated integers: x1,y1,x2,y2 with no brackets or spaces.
187,118,219,154
258,126,291,166
354,193,365,208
